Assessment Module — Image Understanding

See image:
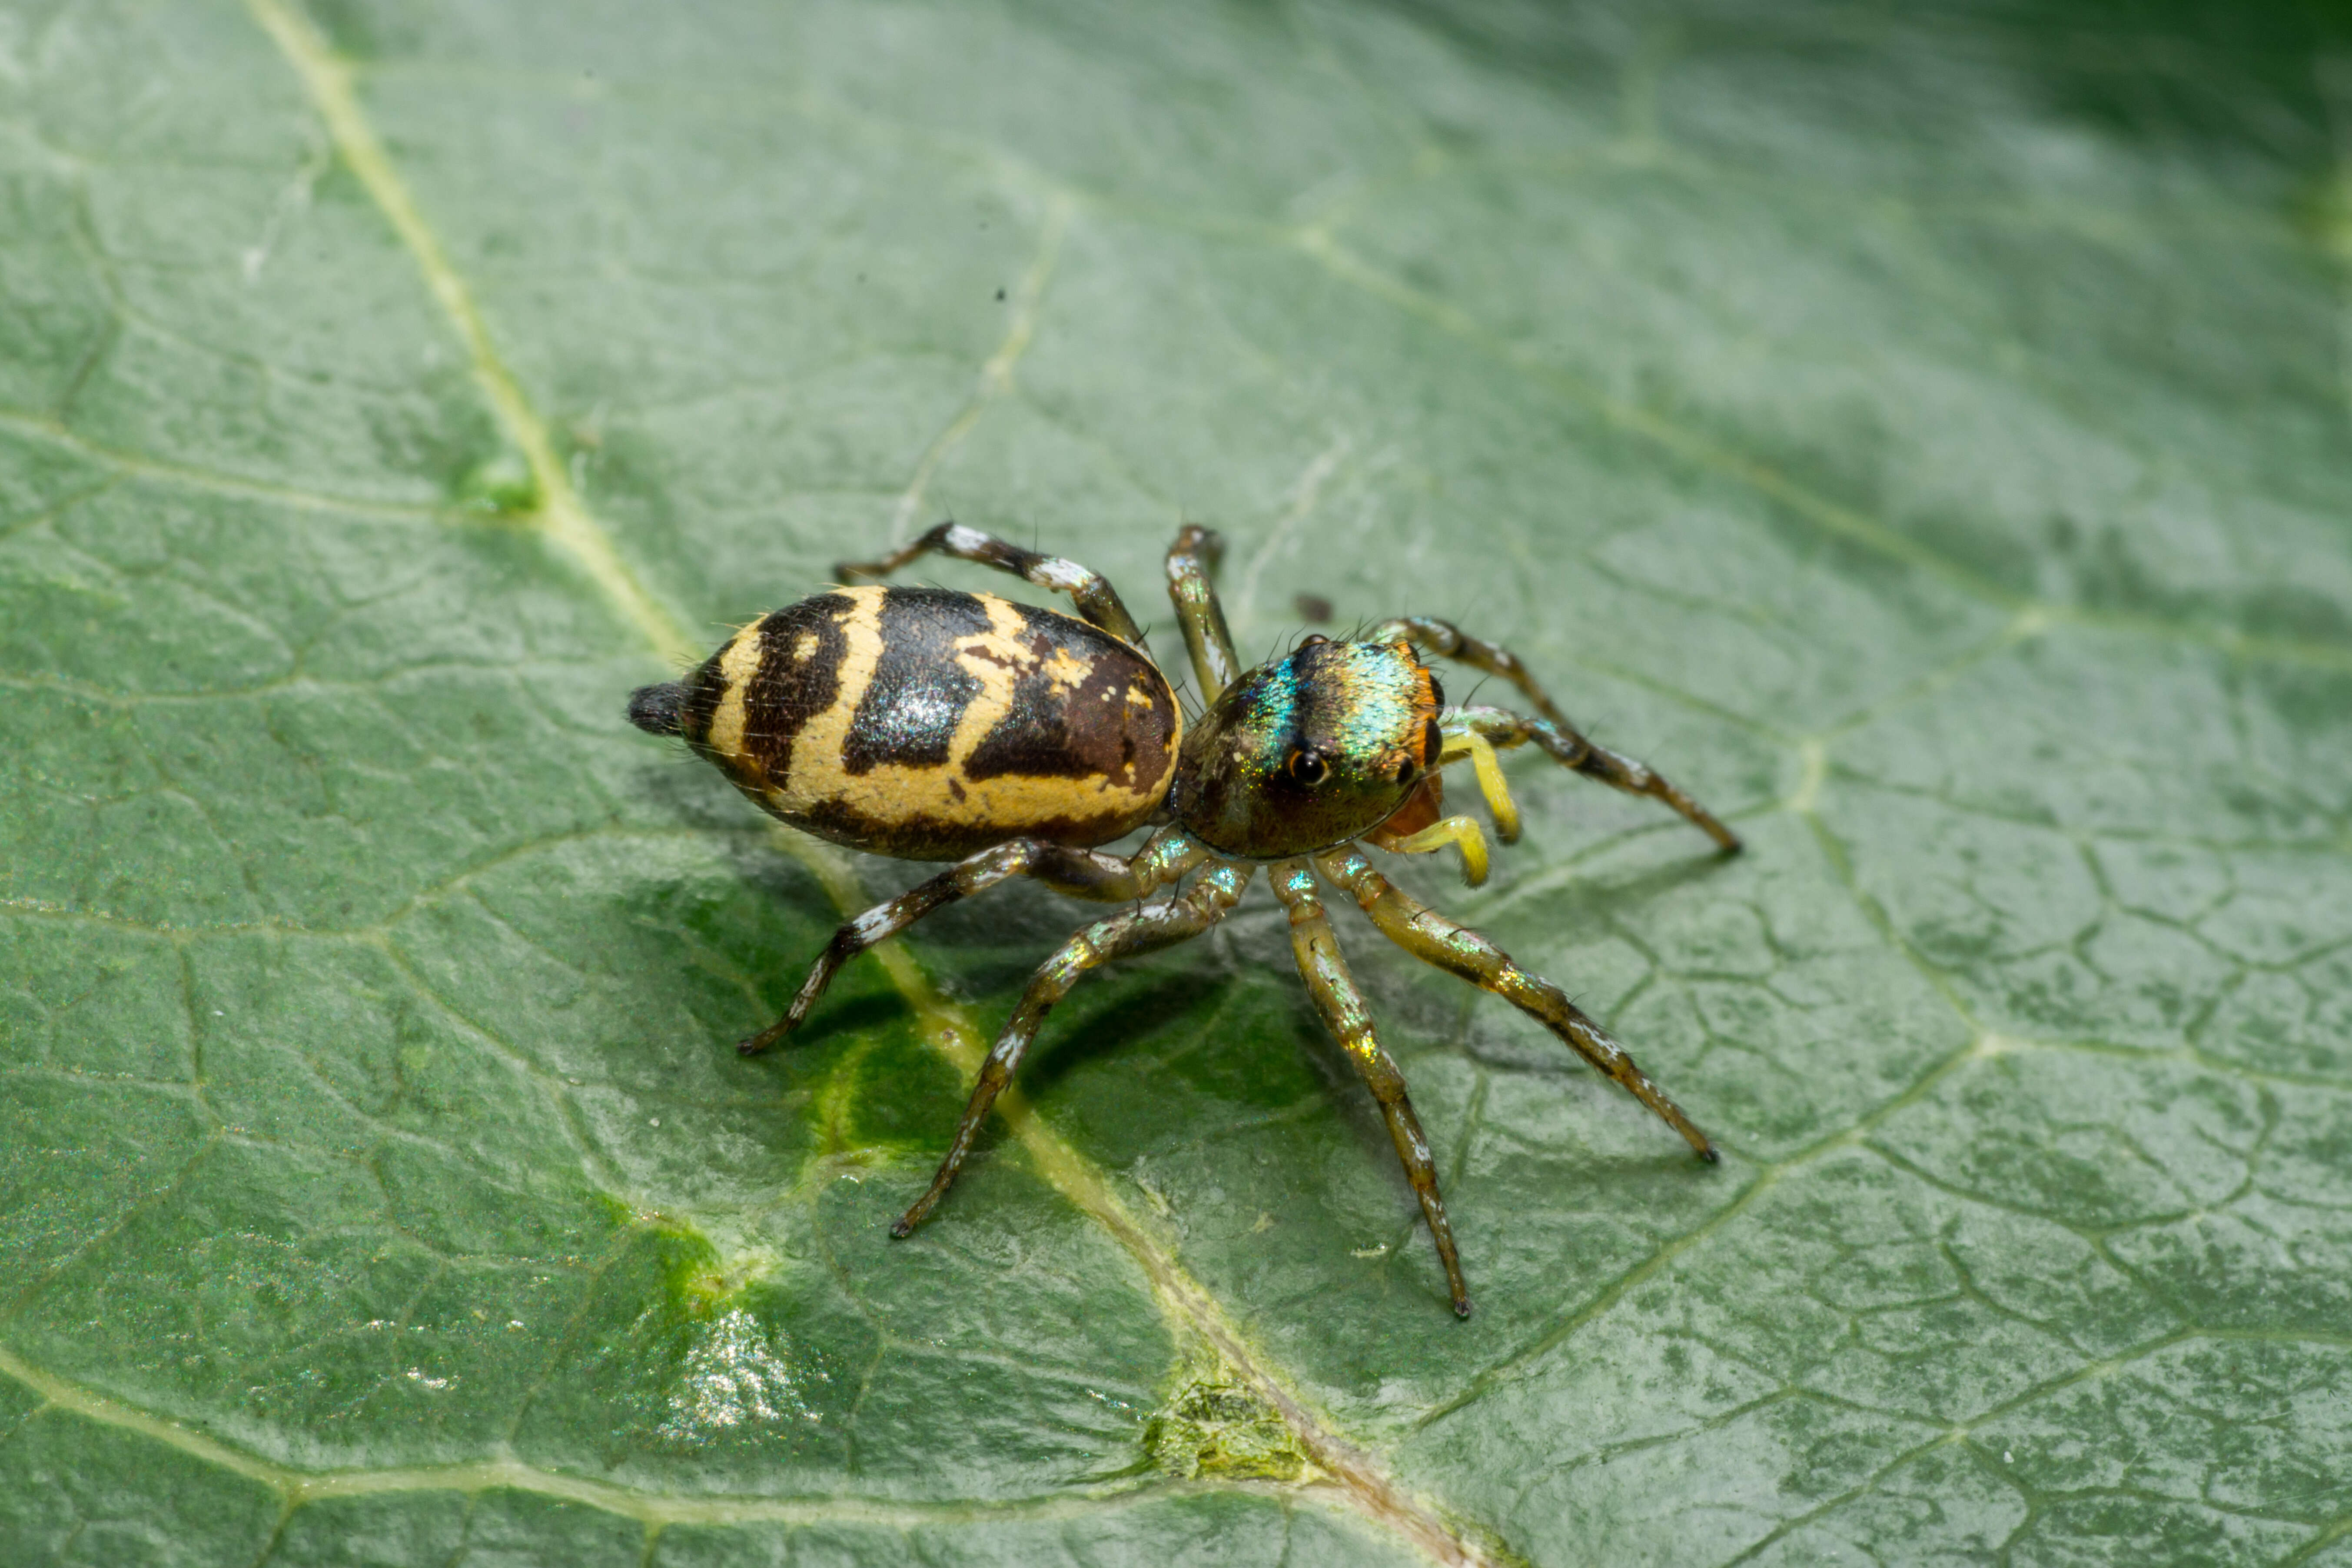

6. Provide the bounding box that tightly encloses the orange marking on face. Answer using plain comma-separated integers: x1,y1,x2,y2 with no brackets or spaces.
1372,771,1446,841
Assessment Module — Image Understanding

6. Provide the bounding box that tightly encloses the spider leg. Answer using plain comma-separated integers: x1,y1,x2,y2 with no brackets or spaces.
1452,704,1739,852
1362,614,1578,726
1366,615,1739,852
1314,847,1718,1162
893,861,1254,1235
1269,861,1473,1317
739,830,1210,1055
837,520,1149,648
1163,523,1242,700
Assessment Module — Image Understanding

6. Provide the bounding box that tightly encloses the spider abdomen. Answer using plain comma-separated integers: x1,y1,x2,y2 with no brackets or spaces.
631,585,1180,860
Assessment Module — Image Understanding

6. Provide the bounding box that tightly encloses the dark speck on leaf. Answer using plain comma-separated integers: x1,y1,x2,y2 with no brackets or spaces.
1292,592,1335,624
995,287,1007,302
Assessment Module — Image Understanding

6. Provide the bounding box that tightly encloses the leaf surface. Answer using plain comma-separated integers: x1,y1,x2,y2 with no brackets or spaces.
3,1,2350,1563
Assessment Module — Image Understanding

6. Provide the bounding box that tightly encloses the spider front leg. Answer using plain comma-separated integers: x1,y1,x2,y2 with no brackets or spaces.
1163,523,1242,700
838,520,1150,647
1451,705,1739,852
1271,861,1472,1316
740,830,1209,1055
1366,615,1740,852
894,861,1254,1236
1315,846,1719,1162
1362,613,1576,727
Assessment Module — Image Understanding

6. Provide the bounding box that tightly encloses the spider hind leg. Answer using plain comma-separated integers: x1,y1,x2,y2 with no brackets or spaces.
741,832,1206,1055
839,520,1149,647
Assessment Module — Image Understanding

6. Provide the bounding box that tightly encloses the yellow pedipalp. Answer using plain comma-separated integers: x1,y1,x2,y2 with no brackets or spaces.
1383,814,1492,887
1440,730,1520,844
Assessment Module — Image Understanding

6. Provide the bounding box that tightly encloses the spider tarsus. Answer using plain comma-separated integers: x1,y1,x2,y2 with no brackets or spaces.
1698,1144,1722,1164
737,1020,794,1056
1452,1296,1475,1319
889,1217,916,1239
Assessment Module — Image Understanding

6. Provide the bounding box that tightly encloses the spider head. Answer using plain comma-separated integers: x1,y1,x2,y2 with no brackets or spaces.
1169,636,1444,859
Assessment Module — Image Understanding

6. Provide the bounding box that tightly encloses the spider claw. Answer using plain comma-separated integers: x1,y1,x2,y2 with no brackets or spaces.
737,1018,795,1056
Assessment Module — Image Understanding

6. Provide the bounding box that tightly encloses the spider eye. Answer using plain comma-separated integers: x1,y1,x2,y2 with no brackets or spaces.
1285,748,1329,787
1395,756,1418,785
1297,632,1330,649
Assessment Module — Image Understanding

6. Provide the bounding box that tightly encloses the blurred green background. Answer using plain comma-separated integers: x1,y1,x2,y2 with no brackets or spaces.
3,1,2350,1563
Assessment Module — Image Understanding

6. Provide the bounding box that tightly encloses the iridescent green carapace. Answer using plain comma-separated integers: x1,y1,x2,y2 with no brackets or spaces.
1169,635,1443,859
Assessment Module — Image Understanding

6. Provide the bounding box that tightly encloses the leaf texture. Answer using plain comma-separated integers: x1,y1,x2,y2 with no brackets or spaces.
2,1,2349,1564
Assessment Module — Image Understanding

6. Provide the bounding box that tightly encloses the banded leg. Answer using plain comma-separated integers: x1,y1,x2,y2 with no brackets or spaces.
1453,704,1739,851
838,520,1149,648
741,830,1211,1055
894,861,1254,1235
1163,523,1241,700
1269,861,1472,1316
1362,614,1578,729
1315,847,1718,1162
1367,613,1740,853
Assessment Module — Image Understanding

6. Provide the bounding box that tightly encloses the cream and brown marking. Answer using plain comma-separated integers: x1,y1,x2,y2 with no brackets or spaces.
628,523,1742,1317
636,585,1178,862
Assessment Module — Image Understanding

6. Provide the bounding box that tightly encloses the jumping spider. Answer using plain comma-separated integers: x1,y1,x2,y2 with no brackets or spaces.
628,522,1739,1315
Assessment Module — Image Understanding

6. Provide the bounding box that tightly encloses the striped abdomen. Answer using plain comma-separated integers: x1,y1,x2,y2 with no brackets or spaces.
629,586,1181,860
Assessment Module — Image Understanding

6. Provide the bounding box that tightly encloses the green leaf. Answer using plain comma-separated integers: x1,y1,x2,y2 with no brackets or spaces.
4,1,2349,1563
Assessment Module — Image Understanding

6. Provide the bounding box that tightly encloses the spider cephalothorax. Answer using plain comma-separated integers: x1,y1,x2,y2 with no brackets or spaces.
1170,635,1443,858
627,520,1741,1316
